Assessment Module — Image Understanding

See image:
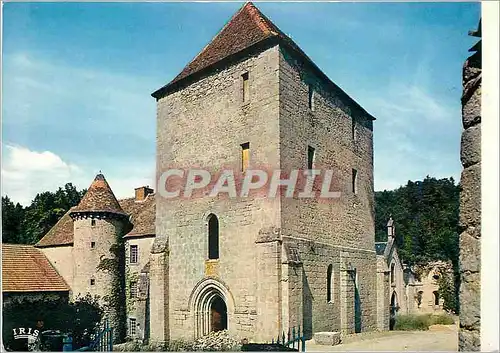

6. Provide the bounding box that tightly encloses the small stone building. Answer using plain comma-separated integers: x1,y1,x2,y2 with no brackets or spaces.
375,217,417,330
411,262,451,314
151,2,378,343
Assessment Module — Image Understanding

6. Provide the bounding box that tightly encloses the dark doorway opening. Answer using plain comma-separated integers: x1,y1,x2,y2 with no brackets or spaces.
210,296,227,332
389,291,397,330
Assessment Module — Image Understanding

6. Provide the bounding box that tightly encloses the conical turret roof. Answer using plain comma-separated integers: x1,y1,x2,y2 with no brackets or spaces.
71,173,127,216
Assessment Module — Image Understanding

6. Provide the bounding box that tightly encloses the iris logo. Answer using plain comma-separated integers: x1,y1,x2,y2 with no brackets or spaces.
12,327,40,341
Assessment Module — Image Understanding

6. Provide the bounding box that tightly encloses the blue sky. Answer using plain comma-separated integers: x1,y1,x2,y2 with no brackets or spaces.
2,1,481,205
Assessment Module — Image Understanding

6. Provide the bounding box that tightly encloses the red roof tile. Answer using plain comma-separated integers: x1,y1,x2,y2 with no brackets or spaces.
71,174,126,216
35,209,75,248
150,2,376,121
35,194,156,247
152,2,288,98
2,244,70,292
119,194,156,238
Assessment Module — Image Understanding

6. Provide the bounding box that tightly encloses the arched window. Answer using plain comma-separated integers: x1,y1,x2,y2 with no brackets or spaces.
327,264,333,303
390,263,395,285
208,214,219,260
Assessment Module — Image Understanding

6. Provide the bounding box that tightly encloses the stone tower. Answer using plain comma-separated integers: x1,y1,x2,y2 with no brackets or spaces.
151,2,377,342
70,173,130,341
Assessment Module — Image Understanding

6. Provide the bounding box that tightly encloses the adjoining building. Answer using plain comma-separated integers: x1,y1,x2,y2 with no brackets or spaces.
34,174,156,342
2,244,70,306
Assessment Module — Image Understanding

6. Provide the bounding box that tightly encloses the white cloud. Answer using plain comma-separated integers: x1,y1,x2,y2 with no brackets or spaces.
1,144,156,206
1,144,87,205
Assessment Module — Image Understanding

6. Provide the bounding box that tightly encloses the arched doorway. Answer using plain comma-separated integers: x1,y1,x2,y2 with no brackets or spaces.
190,279,234,338
210,295,228,332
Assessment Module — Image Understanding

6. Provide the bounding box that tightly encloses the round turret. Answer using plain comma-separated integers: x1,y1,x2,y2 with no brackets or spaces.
70,173,130,342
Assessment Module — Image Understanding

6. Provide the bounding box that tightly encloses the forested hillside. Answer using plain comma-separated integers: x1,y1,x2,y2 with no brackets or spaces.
375,176,460,266
2,183,86,245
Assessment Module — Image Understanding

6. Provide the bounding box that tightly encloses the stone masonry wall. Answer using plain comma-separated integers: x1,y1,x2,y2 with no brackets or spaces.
376,256,389,331
458,37,481,351
72,216,127,341
125,236,155,340
278,46,378,337
72,217,124,300
154,45,282,342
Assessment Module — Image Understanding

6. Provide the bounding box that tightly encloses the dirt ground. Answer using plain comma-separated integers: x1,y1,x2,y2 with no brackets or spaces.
306,324,458,352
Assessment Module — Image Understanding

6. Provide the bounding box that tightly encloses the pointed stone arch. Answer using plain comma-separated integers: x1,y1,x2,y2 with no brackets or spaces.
188,278,235,338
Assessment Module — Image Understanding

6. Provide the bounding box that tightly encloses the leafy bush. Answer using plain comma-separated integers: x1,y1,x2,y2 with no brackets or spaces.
394,313,455,331
394,314,431,331
2,294,104,351
429,313,455,325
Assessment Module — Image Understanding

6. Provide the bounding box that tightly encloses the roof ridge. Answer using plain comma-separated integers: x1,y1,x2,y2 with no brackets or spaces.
170,2,252,84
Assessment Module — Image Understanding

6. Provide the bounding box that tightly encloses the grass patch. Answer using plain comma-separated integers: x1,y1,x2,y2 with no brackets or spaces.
394,313,455,331
429,313,455,325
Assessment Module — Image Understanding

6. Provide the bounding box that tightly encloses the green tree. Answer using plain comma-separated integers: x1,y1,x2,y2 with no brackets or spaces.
375,176,460,313
2,183,86,245
1,196,26,244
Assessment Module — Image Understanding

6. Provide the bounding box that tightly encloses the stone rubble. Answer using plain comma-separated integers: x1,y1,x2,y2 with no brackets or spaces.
192,330,242,351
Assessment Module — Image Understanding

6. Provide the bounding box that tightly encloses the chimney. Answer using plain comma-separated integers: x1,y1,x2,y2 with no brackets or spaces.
135,186,154,201
387,216,395,238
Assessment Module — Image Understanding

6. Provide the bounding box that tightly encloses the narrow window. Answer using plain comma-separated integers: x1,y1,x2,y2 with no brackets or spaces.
352,169,358,194
308,85,314,111
242,72,249,103
90,241,96,249
327,264,333,303
130,281,138,298
208,214,219,260
130,245,138,264
307,146,315,170
129,318,137,336
390,263,395,285
352,117,356,141
241,142,250,172
90,279,95,286
433,291,440,306
91,219,96,227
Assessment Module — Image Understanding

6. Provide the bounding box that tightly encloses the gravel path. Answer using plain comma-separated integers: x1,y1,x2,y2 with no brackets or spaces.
306,325,458,352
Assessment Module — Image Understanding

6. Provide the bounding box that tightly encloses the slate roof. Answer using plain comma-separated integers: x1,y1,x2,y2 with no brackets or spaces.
375,242,387,256
70,174,127,216
151,2,376,121
2,244,70,292
36,194,156,248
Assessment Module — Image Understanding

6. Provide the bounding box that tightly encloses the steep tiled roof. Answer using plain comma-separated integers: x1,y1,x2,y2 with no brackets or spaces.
36,209,75,247
169,2,282,85
71,174,127,216
2,244,70,292
151,2,376,121
119,194,156,238
35,195,156,248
